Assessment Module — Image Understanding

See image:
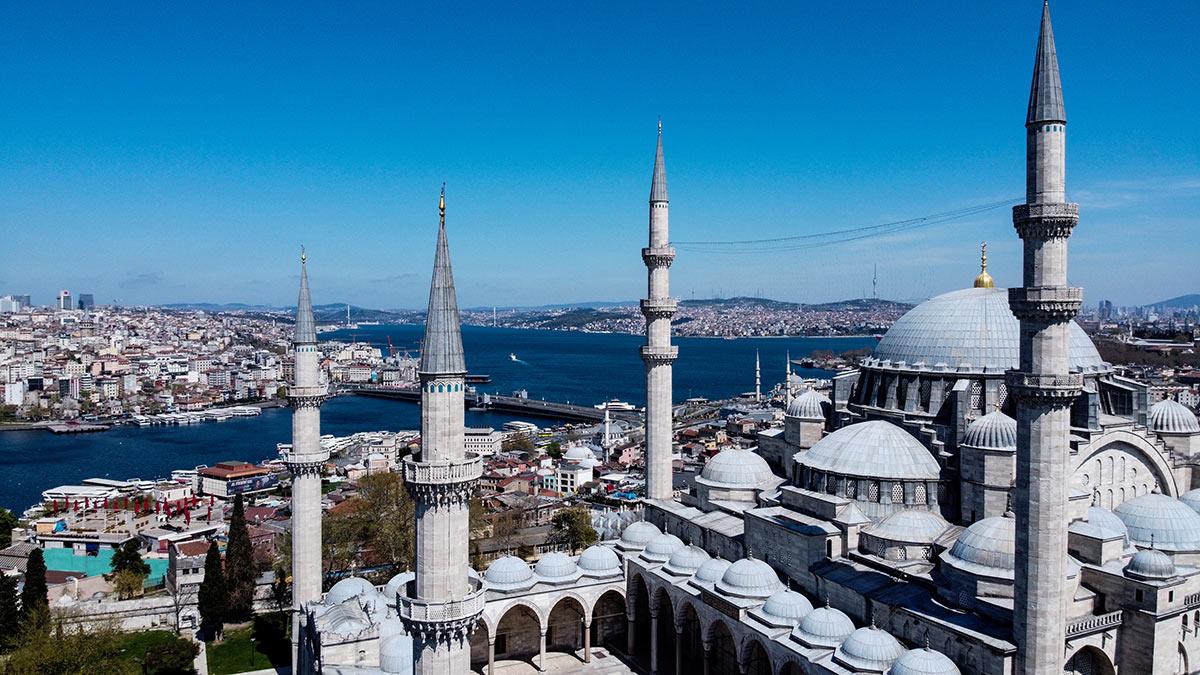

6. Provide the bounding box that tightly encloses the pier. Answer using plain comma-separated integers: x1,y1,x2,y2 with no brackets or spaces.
339,384,641,424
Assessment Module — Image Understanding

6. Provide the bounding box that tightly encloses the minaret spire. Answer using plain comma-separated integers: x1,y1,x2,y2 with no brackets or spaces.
785,351,793,404
1027,1,1065,127
420,184,466,376
295,247,316,344
755,350,762,402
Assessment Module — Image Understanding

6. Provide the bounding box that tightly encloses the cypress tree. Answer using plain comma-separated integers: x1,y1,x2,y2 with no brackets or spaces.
197,541,227,641
0,574,19,651
224,494,257,620
19,548,48,627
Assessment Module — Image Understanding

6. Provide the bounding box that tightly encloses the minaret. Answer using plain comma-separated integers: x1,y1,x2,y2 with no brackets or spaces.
284,248,329,672
1008,4,1081,673
755,350,762,402
785,351,793,405
398,187,485,674
603,407,613,449
641,120,678,501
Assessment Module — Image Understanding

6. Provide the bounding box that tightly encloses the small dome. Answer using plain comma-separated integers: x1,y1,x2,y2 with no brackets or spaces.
379,633,413,674
534,551,578,579
693,557,732,585
699,448,775,488
942,515,1015,577
962,410,1017,450
485,555,534,589
664,545,711,575
798,421,940,481
1114,493,1200,552
761,589,814,624
1125,547,1176,581
1074,506,1129,542
715,558,782,599
619,521,661,549
1181,489,1200,515
889,648,962,675
578,545,620,575
864,509,950,545
384,571,415,601
325,576,378,605
1149,399,1200,434
641,533,685,562
563,444,593,460
793,605,855,648
787,389,828,419
835,626,905,672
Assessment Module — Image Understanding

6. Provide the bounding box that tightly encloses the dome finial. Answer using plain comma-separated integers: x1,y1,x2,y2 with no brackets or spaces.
439,182,446,226
973,241,995,288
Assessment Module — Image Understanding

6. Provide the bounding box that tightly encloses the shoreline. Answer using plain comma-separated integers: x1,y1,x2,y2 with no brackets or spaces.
0,398,289,434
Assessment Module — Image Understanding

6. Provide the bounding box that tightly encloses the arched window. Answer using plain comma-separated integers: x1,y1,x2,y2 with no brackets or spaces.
826,475,836,494
846,481,857,499
915,483,928,504
869,482,880,503
892,483,904,504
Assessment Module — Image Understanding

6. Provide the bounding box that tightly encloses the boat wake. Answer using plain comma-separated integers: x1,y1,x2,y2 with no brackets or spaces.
509,352,528,365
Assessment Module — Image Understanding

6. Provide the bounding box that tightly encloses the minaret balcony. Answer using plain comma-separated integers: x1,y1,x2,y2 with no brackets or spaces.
640,298,678,319
641,246,676,268
1012,202,1078,240
404,454,483,486
1008,287,1082,323
1005,371,1083,405
397,576,486,638
640,345,678,365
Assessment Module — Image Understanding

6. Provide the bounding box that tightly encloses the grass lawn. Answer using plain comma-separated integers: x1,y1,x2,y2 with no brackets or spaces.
114,630,187,669
206,612,291,675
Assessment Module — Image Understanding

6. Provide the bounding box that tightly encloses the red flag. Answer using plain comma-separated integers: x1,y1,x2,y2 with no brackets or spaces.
84,497,90,509
206,506,212,520
209,496,215,507
184,509,190,525
104,497,109,509
154,499,160,513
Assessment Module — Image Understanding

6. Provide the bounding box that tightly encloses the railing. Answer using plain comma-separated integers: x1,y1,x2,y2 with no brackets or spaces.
397,577,486,624
1065,610,1122,637
404,454,483,485
1013,203,1079,219
1185,592,1200,607
1006,373,1084,390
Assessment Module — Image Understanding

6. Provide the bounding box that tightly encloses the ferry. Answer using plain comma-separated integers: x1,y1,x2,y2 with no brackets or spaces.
594,399,637,412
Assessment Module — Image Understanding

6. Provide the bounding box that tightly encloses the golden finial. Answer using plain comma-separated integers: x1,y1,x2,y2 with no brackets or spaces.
974,241,995,288
300,245,306,264
439,182,446,226
658,117,662,134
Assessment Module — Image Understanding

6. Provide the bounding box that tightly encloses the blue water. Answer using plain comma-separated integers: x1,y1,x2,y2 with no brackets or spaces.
0,327,874,513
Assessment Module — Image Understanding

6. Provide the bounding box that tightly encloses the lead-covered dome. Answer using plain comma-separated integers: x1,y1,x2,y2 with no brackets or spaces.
578,545,621,576
799,421,939,480
715,558,782,599
962,411,1017,450
1125,547,1176,581
761,589,814,625
379,633,413,674
534,552,578,580
889,648,962,675
787,389,828,419
1072,506,1129,543
325,577,378,605
664,545,711,575
641,533,685,562
867,287,1107,374
692,557,732,585
835,626,905,672
618,521,661,549
1149,399,1200,435
864,509,950,545
941,515,1015,578
699,448,775,488
485,555,534,591
1181,489,1200,515
793,605,855,648
1113,493,1200,552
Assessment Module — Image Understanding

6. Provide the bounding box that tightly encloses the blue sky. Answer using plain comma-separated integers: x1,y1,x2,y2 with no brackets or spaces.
1,1,1197,309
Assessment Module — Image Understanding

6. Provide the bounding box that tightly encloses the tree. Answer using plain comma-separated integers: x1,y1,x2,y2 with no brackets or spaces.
143,635,200,675
271,565,291,614
111,539,151,577
0,507,18,547
20,548,49,628
112,568,146,600
548,506,597,553
502,434,535,455
468,496,486,535
3,621,139,674
0,573,19,652
546,441,563,459
357,472,415,573
224,494,256,621
197,542,227,641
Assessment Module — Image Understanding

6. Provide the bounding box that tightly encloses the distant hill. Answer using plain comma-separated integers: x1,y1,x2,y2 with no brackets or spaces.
1149,294,1200,309
680,296,911,312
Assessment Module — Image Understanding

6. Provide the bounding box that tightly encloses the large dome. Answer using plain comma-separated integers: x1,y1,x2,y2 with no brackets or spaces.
867,287,1107,375
699,448,776,488
798,421,940,481
941,515,1015,578
1113,493,1200,552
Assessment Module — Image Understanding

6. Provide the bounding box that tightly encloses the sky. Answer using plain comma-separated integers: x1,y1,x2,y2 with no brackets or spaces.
1,1,1197,310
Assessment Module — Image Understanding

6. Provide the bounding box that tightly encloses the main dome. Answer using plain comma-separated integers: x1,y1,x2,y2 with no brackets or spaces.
866,287,1107,375
798,420,940,481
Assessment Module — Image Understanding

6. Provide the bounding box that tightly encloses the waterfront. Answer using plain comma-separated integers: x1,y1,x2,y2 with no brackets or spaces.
0,327,874,513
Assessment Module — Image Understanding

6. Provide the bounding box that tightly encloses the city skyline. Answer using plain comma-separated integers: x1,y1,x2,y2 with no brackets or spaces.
2,2,1197,309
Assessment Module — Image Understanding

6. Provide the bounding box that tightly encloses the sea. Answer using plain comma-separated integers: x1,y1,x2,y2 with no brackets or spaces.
0,326,875,513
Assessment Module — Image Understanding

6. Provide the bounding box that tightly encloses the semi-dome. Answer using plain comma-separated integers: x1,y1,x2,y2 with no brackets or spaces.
693,557,732,585
534,552,578,579
699,448,775,488
641,533,685,562
962,410,1017,450
864,509,950,544
761,589,814,624
793,605,855,648
799,420,940,480
716,558,782,599
663,545,711,575
485,556,535,590
787,389,828,419
1073,506,1129,542
384,571,415,601
942,515,1015,578
578,545,621,575
325,576,378,605
1125,547,1176,581
619,521,661,549
835,626,905,672
867,287,1107,375
889,648,962,675
1113,493,1200,552
379,633,413,674
1149,399,1200,434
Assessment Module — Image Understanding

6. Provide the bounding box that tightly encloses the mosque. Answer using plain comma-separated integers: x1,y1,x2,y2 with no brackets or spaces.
288,5,1200,674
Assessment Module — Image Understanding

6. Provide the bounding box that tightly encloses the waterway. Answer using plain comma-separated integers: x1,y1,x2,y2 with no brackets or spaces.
0,326,874,513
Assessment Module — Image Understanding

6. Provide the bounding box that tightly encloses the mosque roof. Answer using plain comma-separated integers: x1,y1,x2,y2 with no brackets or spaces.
798,421,940,481
699,447,776,488
715,557,782,599
834,626,905,672
1113,493,1200,552
641,533,685,562
889,647,962,675
1027,0,1065,125
942,515,1015,579
534,551,577,579
787,388,828,419
577,545,621,576
760,589,814,625
618,521,661,549
1148,399,1200,434
1125,547,1177,581
866,287,1106,375
962,411,1017,450
692,557,732,586
484,555,534,590
663,545,711,576
379,633,413,674
864,509,950,545
793,605,855,648
1070,506,1129,543
325,576,378,605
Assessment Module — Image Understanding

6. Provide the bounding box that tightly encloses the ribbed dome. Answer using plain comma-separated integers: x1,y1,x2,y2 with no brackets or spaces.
867,287,1107,374
787,389,828,419
663,545,711,575
1125,547,1176,581
864,509,950,545
641,533,685,562
793,605,855,648
699,448,775,488
1074,506,1129,542
619,521,661,548
325,577,378,605
578,545,620,575
715,558,782,599
761,589,814,624
889,648,962,675
379,633,413,674
1181,489,1200,515
835,626,905,672
942,515,1015,577
1149,399,1200,434
693,557,732,585
485,556,534,590
534,552,578,579
1114,493,1200,552
962,410,1017,449
799,421,940,480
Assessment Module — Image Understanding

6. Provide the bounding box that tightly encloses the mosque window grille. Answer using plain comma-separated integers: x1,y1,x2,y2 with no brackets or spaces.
869,482,880,502
891,483,904,504
915,483,928,504
826,475,837,494
970,381,982,411
920,546,932,561
846,481,857,499
896,547,908,561
997,383,1008,408
919,379,932,412
896,376,908,410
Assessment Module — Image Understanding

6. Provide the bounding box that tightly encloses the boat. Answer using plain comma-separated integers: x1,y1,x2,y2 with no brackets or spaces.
509,353,518,361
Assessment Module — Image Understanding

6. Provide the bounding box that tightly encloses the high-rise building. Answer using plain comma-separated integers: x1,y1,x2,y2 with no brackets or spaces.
77,293,95,311
57,289,72,311
0,295,22,313
15,295,30,308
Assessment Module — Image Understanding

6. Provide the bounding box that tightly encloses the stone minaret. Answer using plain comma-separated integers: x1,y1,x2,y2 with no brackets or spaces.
398,187,485,675
285,249,329,672
1008,3,1081,673
785,351,793,405
755,350,762,402
641,121,678,501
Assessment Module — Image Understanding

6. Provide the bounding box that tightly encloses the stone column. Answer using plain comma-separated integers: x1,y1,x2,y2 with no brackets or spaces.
650,609,659,674
702,640,711,675
539,629,547,672
583,620,591,663
627,611,636,656
487,637,495,675
674,625,683,675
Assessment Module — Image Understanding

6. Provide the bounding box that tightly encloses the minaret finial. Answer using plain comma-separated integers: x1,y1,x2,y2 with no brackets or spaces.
439,182,446,227
300,245,306,264
974,241,995,288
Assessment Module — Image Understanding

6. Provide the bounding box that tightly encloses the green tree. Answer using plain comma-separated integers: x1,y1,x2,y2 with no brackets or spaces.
0,508,18,547
3,622,139,674
112,568,146,600
110,539,151,577
20,548,49,628
224,494,256,621
469,496,486,535
271,566,291,614
143,635,200,675
0,573,20,652
546,441,563,459
548,506,597,553
358,472,416,572
502,434,535,455
197,542,227,641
